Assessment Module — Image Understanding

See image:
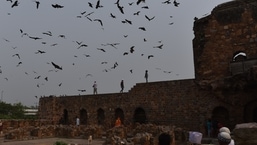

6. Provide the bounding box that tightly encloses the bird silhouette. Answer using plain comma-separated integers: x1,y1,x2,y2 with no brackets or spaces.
51,62,62,70
77,44,88,49
153,44,163,49
148,55,154,59
35,50,46,54
33,1,40,9
110,13,116,18
173,0,179,7
29,36,42,40
133,11,140,15
16,61,22,67
58,35,65,38
95,0,103,9
12,53,20,59
52,4,64,8
145,15,155,21
162,0,171,4
78,89,86,92
136,0,145,5
94,19,103,27
97,48,105,52
125,19,132,25
88,2,93,8
123,52,129,55
138,27,146,31
130,46,135,53
141,6,149,9
42,31,52,36
11,0,19,8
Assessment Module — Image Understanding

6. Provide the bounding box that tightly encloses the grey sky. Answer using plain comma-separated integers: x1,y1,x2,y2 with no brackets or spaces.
0,0,231,106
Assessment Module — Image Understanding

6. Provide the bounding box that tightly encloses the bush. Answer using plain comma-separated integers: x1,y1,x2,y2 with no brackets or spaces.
54,141,68,145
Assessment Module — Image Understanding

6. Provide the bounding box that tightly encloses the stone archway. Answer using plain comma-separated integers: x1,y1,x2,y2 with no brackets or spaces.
79,108,87,125
97,108,105,125
133,107,146,124
244,100,257,122
115,108,124,124
63,109,69,125
212,106,229,127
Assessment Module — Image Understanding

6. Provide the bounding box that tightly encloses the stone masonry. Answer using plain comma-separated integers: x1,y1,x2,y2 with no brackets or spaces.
38,0,257,137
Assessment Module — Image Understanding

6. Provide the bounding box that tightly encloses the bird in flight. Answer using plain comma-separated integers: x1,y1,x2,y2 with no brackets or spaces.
94,19,103,27
33,1,40,9
11,0,19,8
52,4,64,8
138,27,146,31
145,15,155,21
153,44,163,49
97,48,105,52
29,36,42,40
136,0,145,5
12,53,20,59
148,55,154,59
51,62,62,70
173,0,180,7
35,50,46,54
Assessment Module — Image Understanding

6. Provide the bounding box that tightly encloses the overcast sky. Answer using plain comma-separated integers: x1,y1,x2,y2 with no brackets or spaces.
0,0,231,106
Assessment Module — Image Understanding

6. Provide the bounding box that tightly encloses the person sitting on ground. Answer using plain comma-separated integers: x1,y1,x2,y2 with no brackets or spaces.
217,132,231,145
158,133,172,145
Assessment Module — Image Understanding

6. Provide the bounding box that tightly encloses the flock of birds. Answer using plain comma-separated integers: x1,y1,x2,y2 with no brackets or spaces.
1,0,182,102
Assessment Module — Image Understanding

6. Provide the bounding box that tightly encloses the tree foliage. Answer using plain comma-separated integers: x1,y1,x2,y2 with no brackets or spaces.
0,102,33,119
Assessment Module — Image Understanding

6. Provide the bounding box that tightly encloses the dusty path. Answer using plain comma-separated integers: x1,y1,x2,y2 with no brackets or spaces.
0,137,105,145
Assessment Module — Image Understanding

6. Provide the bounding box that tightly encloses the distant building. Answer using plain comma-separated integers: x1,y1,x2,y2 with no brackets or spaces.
24,108,38,116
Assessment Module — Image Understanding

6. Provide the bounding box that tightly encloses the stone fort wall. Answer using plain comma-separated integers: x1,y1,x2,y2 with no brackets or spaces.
38,0,257,133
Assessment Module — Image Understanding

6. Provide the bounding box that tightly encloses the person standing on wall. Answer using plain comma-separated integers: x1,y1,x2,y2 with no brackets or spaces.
120,80,124,93
93,81,97,95
144,70,148,83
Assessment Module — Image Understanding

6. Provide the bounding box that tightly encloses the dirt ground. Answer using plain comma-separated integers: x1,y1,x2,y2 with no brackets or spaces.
0,137,105,145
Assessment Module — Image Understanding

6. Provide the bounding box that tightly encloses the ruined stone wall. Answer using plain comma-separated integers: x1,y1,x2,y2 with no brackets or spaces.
38,0,257,135
38,79,246,132
193,0,257,82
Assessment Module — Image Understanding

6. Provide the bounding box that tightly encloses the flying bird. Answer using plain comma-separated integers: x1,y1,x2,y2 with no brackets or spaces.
77,44,88,49
42,31,52,36
138,27,146,31
110,13,116,18
148,55,154,59
12,53,20,59
95,0,103,9
51,62,62,70
173,0,180,7
141,6,149,9
94,19,103,27
153,44,163,49
35,50,46,54
11,0,19,8
29,36,42,40
97,48,105,52
130,46,135,53
133,11,140,15
162,0,171,4
145,15,155,21
88,2,93,8
52,4,64,8
78,89,86,92
33,1,40,9
136,0,145,5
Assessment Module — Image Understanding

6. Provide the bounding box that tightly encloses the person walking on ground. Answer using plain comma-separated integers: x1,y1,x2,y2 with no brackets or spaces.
144,70,148,83
206,118,212,137
120,80,124,93
76,116,80,126
92,81,97,94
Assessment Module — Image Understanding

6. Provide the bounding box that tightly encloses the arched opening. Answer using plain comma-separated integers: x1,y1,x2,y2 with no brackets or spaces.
133,107,146,124
253,107,257,122
115,108,124,124
232,51,246,61
244,100,257,122
79,108,87,125
211,106,229,137
62,109,68,125
97,108,105,125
